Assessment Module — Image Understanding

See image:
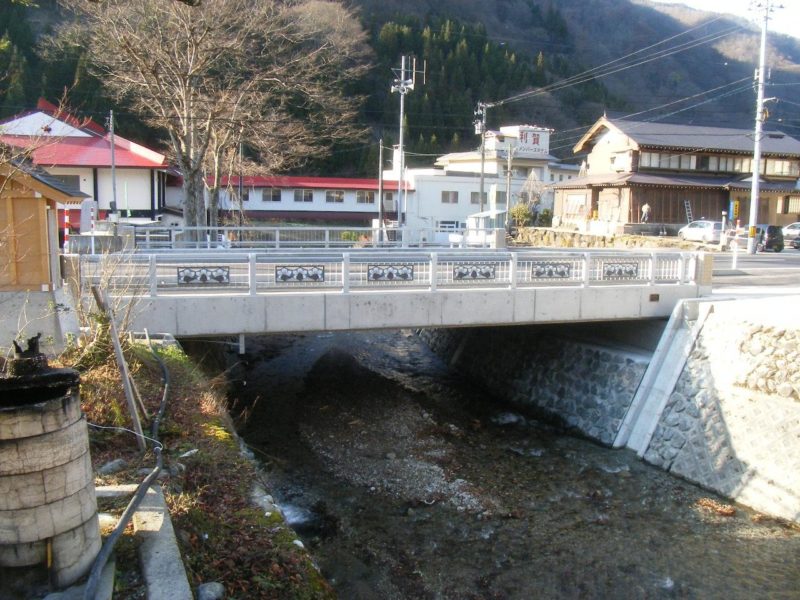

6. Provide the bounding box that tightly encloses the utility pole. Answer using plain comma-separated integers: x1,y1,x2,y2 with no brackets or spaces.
378,138,384,242
505,139,515,230
747,1,777,254
391,56,416,228
108,110,118,221
238,141,244,227
474,103,488,212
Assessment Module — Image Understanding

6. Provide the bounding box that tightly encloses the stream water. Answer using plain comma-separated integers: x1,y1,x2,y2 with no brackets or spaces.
233,330,800,599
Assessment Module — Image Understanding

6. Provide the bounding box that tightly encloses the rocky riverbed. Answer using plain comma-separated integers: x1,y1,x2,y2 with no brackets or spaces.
233,330,800,599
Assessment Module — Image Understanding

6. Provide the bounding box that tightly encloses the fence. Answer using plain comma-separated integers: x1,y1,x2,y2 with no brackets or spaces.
79,250,698,298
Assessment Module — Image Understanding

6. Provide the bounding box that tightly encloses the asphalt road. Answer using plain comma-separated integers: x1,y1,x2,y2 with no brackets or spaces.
712,243,800,295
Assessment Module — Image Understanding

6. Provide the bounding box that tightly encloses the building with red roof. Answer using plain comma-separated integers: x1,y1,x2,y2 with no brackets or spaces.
0,99,168,230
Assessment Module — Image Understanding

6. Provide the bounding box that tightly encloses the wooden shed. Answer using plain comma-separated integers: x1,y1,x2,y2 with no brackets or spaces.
0,162,86,292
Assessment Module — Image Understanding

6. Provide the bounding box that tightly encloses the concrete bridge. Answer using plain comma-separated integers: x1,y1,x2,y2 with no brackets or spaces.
75,248,711,339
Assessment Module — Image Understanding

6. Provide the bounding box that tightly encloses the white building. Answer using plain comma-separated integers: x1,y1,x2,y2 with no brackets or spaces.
386,125,579,231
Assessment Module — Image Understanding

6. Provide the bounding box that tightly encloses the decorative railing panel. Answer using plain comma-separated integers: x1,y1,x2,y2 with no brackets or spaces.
79,250,698,298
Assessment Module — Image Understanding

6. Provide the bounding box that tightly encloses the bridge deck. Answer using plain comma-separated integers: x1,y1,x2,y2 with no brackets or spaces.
76,249,710,336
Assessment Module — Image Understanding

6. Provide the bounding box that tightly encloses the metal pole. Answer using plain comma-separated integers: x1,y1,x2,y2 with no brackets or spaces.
478,104,487,212
398,56,407,227
238,141,244,243
109,110,118,221
378,138,384,243
506,141,513,230
747,2,770,254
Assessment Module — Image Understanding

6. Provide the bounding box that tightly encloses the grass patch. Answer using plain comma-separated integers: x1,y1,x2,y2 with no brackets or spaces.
59,338,334,599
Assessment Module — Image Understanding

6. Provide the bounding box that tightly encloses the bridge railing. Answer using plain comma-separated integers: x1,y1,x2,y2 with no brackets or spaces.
130,225,501,250
78,250,698,297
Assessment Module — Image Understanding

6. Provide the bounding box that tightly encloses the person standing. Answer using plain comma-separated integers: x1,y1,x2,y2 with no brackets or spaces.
641,202,651,223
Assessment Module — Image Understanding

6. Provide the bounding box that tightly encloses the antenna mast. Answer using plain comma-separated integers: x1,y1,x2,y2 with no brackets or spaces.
391,55,424,227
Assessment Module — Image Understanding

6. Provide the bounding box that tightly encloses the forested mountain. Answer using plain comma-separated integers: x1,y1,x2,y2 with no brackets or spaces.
2,0,800,174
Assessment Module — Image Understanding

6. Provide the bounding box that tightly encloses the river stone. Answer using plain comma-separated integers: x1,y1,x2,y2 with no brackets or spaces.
197,582,225,600
777,382,794,398
97,458,127,475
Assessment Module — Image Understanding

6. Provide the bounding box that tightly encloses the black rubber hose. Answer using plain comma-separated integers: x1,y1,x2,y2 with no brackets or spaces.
83,335,170,600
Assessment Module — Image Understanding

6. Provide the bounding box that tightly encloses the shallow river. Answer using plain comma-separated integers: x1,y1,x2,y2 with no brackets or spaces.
234,330,800,600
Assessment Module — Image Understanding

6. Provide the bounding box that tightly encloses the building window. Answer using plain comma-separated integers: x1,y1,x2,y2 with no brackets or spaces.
326,190,345,203
263,188,281,202
495,190,506,204
679,155,695,170
437,220,463,230
470,191,487,205
239,189,250,202
294,189,313,202
518,191,529,203
441,191,458,204
766,159,800,177
356,190,375,204
784,196,800,213
383,191,395,210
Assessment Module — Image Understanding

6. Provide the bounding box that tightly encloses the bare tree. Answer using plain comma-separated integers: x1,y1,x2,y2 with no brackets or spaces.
56,0,370,233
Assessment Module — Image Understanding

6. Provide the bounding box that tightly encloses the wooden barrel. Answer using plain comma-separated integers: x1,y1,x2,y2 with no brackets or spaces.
0,369,100,588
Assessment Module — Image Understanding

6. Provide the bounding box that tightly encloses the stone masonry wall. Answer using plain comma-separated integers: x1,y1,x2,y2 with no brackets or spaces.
643,305,800,522
419,326,649,446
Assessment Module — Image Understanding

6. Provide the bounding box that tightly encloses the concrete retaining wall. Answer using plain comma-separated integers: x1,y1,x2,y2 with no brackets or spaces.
641,297,800,522
421,296,800,521
419,324,651,446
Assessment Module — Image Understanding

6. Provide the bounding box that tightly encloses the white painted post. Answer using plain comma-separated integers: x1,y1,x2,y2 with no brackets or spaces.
509,252,518,289
649,252,657,285
430,252,438,291
149,255,157,297
342,253,350,293
582,252,591,287
732,242,739,270
248,253,257,295
275,229,281,249
325,230,330,249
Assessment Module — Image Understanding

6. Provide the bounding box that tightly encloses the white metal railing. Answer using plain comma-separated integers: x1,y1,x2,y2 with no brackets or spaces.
79,250,698,298
129,225,503,250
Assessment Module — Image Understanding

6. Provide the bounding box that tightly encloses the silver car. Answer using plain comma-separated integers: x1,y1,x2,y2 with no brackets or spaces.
781,222,800,240
678,220,722,243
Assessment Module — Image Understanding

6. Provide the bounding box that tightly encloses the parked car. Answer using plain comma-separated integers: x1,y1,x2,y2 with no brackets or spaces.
782,222,800,240
792,236,800,250
677,220,723,243
726,224,784,252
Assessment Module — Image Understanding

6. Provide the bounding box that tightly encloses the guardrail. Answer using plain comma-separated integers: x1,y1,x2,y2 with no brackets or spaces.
130,225,502,250
78,250,698,298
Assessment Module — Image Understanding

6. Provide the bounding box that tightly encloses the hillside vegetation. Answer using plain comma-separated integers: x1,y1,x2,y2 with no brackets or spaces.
2,0,800,172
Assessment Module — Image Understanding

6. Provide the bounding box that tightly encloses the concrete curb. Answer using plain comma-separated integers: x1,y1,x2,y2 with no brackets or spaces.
132,485,193,600
95,483,193,600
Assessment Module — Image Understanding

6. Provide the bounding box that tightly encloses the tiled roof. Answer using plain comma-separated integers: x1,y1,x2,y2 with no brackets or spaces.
552,170,800,192
5,159,88,201
609,119,800,156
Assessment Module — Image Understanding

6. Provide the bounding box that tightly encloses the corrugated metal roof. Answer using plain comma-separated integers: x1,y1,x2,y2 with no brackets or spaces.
611,119,800,156
1,134,167,169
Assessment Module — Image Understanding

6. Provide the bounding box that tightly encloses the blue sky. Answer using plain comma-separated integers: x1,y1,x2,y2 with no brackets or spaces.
649,1,800,39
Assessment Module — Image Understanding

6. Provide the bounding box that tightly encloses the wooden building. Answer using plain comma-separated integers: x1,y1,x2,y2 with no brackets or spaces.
0,161,86,292
553,117,800,234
